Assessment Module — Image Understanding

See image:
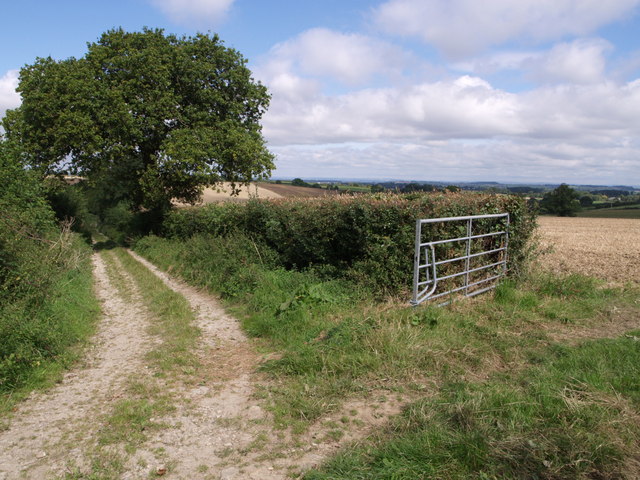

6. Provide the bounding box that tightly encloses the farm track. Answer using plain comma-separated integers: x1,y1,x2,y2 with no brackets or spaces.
0,249,398,480
2,216,635,479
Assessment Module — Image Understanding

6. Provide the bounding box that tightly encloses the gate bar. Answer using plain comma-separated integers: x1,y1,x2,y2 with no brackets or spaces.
411,213,509,306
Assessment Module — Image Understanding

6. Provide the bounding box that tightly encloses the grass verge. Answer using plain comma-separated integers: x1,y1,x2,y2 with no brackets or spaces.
0,236,99,415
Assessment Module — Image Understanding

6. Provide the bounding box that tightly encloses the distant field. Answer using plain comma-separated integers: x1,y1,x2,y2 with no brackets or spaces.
577,205,640,219
537,216,640,283
173,182,281,206
335,184,370,193
257,182,338,198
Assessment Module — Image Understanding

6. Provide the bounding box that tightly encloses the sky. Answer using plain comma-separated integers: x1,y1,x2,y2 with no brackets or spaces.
1,0,640,186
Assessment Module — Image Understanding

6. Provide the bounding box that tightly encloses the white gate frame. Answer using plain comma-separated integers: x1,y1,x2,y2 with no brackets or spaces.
411,213,509,306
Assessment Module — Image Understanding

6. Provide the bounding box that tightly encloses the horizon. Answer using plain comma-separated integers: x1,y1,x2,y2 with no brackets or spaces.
268,176,640,189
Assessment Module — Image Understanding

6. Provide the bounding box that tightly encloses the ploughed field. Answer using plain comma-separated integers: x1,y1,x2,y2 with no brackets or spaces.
537,216,640,284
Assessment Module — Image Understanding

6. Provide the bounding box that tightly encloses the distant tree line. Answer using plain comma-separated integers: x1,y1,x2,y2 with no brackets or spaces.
370,183,460,193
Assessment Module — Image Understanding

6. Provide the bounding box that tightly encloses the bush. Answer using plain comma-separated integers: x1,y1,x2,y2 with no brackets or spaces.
161,192,536,295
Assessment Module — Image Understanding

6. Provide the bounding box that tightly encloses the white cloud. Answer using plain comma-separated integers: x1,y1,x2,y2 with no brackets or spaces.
521,80,640,139
262,71,640,184
262,28,410,86
452,51,540,75
455,38,612,85
526,39,612,84
263,75,524,145
374,0,640,58
150,0,235,26
0,70,20,122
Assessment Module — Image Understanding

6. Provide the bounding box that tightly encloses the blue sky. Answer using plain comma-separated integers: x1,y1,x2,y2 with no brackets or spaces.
1,0,640,186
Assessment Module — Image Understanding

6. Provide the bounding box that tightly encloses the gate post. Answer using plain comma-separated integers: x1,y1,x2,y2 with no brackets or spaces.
411,218,422,306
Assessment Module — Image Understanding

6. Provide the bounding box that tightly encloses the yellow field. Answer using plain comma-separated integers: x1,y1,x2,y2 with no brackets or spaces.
537,216,640,284
173,182,282,206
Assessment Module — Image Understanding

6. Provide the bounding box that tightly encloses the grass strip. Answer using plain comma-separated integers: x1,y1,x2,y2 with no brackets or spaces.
112,248,200,376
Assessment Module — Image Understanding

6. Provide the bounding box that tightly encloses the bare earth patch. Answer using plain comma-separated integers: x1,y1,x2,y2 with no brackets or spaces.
537,216,640,284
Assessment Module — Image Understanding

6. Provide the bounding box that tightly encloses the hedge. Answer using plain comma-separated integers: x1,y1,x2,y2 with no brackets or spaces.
161,192,536,295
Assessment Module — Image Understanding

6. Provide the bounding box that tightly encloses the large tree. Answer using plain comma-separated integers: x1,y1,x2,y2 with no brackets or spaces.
540,183,581,216
3,28,274,210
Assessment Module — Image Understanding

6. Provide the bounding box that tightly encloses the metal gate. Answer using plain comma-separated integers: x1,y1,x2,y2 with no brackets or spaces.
411,213,509,306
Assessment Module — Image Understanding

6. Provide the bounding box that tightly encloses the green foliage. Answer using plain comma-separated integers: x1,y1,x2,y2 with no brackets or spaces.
540,184,581,217
161,192,536,294
0,140,98,398
4,28,274,211
44,179,99,241
0,140,57,303
0,239,97,395
291,178,308,187
579,195,593,207
135,233,280,301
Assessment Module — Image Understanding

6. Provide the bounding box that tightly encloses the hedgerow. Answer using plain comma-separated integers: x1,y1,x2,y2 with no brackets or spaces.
0,141,98,394
161,192,536,295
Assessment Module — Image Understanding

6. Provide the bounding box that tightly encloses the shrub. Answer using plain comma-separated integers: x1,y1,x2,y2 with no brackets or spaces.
45,179,98,241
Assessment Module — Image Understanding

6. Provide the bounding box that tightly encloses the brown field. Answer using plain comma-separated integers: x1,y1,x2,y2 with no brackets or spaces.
537,216,640,284
257,182,339,198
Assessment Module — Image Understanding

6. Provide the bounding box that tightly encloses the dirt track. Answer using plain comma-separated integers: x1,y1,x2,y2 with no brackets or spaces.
0,250,396,479
0,254,153,478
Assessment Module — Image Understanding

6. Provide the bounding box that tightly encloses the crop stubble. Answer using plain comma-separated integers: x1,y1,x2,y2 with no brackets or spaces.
537,216,640,284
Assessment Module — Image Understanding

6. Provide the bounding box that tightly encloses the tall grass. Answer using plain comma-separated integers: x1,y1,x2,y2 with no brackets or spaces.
0,233,99,410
